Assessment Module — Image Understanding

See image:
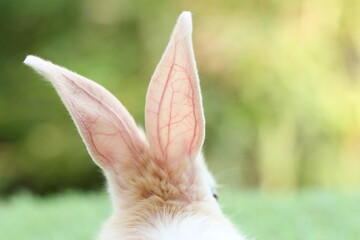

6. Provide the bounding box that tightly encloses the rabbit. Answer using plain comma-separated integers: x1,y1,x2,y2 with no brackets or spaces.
24,11,246,240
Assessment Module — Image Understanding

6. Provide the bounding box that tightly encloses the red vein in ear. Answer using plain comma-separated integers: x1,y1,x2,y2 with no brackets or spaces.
62,75,139,161
146,14,204,162
156,44,178,161
185,55,198,156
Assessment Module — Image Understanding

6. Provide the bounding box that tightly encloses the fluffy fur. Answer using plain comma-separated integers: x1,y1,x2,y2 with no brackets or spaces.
24,11,246,240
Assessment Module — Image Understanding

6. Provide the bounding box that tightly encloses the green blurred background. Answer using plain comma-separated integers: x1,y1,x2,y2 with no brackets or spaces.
1,0,360,196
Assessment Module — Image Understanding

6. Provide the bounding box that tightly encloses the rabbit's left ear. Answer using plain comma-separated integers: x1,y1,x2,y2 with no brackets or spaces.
145,12,205,162
24,56,147,170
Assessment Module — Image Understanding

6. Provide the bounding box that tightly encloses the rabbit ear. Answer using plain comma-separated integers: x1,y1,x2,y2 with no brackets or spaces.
145,12,205,162
24,56,147,170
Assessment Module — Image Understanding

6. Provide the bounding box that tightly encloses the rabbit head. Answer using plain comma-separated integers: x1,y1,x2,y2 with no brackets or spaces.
24,11,246,240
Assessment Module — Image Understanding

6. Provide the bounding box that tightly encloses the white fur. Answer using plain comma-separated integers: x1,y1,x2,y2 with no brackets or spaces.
98,212,246,240
149,215,245,240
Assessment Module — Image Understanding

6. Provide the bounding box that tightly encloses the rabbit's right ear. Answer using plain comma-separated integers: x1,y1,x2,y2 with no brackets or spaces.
24,56,147,170
145,12,205,163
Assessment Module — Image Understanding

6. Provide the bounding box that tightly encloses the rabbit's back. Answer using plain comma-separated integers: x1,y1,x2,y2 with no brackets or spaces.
99,201,244,240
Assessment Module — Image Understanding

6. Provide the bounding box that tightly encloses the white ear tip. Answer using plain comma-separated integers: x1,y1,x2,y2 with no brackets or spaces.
178,11,192,27
180,11,191,20
24,55,42,67
24,55,55,76
23,55,35,64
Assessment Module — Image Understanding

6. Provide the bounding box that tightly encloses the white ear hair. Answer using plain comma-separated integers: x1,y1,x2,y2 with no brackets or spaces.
145,12,205,162
24,55,147,170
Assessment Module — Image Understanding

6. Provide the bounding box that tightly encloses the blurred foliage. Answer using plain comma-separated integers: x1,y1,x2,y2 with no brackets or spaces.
1,190,360,239
1,0,360,195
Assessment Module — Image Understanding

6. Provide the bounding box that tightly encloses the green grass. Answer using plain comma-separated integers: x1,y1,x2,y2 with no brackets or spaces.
0,190,359,240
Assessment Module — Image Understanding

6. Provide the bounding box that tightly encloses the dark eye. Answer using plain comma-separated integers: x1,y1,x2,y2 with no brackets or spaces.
213,193,218,200
211,188,219,200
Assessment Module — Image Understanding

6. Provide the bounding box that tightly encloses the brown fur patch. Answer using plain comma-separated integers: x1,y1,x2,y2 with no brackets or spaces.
102,152,215,237
104,194,220,239
114,153,205,205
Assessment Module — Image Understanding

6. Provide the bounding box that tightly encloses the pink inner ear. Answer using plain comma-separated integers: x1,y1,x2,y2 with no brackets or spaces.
64,75,142,167
24,55,147,170
145,12,205,162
